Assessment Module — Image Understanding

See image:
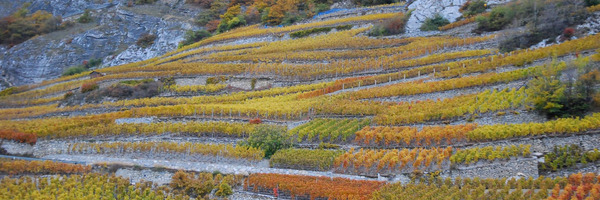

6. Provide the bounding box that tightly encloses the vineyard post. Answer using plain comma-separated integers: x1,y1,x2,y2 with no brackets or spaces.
342,83,345,90
229,108,232,119
211,108,214,119
418,71,420,77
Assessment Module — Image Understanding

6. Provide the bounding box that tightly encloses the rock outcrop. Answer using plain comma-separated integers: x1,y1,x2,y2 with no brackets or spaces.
0,0,202,89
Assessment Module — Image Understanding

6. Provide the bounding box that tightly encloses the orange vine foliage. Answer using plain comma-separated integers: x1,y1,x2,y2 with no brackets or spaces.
0,130,37,145
245,173,385,200
0,159,91,175
354,124,477,147
334,147,453,175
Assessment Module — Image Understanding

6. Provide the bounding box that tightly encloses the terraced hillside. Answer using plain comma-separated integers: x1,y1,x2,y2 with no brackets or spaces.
1,0,600,199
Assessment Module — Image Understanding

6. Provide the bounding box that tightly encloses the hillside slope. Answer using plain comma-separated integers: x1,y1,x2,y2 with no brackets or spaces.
1,0,600,199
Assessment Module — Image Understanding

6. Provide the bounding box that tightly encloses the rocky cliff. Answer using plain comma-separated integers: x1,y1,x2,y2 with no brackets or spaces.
0,0,202,89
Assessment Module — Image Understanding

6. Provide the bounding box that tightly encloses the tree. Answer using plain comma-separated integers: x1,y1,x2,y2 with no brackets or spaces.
239,125,291,158
526,64,566,118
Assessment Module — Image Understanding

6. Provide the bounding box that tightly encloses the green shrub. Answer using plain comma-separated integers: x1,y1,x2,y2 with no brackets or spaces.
178,30,211,48
475,6,514,32
77,9,92,23
460,0,487,18
420,14,450,31
290,27,333,38
62,66,88,77
239,125,291,159
527,61,598,118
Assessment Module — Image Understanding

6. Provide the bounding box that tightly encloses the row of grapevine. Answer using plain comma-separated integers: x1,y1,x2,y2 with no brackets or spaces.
174,12,400,53
540,144,600,172
269,148,343,171
163,84,227,94
287,118,371,143
466,112,600,141
333,147,453,175
354,124,477,147
244,173,385,200
449,144,531,165
372,173,600,200
0,129,37,145
0,81,332,120
0,173,190,199
373,88,528,125
346,62,558,100
68,141,264,161
0,159,90,175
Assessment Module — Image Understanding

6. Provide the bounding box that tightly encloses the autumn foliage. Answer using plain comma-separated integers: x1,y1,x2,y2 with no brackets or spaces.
0,130,37,145
0,159,90,175
245,173,385,200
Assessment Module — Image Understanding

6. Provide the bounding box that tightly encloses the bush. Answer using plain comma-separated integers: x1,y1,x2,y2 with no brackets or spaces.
80,82,99,93
136,33,157,48
62,66,87,77
77,9,92,23
460,0,487,18
527,61,598,118
420,14,450,31
475,6,514,32
179,30,211,48
0,4,64,45
239,125,291,159
290,27,333,38
368,11,411,36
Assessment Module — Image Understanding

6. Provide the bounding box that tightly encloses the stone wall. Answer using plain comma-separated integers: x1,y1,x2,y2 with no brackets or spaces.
449,157,539,179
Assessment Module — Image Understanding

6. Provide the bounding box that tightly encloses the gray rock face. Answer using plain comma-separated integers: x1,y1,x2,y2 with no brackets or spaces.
0,0,201,89
0,0,114,18
406,0,468,33
405,0,511,34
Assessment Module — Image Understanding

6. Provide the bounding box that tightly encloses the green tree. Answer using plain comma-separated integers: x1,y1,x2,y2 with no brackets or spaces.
526,64,566,118
239,124,291,158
